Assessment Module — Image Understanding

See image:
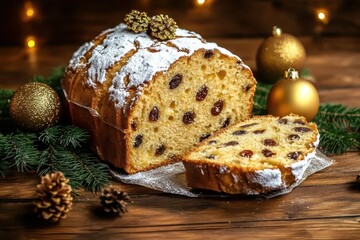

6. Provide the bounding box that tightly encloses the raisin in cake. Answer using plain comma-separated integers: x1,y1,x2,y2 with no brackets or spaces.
182,114,319,194
62,23,256,173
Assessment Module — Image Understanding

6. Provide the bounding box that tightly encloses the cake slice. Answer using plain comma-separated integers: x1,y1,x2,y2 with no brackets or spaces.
182,114,319,195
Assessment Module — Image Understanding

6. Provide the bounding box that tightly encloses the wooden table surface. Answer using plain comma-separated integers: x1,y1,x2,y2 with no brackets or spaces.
0,37,360,239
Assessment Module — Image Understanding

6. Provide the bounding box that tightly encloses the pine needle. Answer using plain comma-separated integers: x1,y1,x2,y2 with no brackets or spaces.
0,132,39,172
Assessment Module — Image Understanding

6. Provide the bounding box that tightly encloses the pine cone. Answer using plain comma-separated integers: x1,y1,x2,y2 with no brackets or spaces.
100,187,130,216
124,10,150,33
150,14,178,40
33,172,73,222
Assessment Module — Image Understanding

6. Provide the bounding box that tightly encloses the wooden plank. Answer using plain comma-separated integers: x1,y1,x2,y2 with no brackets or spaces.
0,154,359,224
0,202,360,239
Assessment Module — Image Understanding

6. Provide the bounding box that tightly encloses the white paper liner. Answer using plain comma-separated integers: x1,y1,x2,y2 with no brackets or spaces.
110,150,333,198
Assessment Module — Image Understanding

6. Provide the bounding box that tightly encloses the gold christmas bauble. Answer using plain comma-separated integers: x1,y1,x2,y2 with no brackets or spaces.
267,68,319,121
256,26,306,83
9,82,62,131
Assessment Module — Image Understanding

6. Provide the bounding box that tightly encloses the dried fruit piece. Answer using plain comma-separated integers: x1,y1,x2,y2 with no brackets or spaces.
204,50,213,58
263,139,277,146
287,151,302,160
288,134,300,141
239,150,253,158
221,118,230,128
199,133,211,142
278,118,288,124
224,141,239,147
206,154,215,159
196,85,208,101
244,85,252,92
294,119,305,125
169,74,182,89
232,130,247,135
262,149,275,157
253,129,265,134
294,127,311,133
211,100,223,116
240,123,258,128
133,135,143,148
183,111,195,124
208,140,217,145
149,106,159,121
130,121,137,131
155,145,166,156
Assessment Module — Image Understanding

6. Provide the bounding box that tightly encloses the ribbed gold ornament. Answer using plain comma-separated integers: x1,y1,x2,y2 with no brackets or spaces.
9,82,62,131
256,26,306,83
267,68,319,121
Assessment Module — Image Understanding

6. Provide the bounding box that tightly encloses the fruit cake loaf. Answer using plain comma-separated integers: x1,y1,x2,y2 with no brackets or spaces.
182,114,319,194
62,23,257,173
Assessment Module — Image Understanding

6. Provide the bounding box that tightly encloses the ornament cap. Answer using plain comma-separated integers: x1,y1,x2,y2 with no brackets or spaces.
284,68,299,79
272,26,282,37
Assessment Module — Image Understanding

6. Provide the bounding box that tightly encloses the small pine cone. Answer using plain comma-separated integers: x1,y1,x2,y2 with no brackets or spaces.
124,10,151,33
33,172,73,223
150,14,178,40
100,187,130,216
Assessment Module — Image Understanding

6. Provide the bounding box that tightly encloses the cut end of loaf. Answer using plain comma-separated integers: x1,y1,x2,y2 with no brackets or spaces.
125,49,256,173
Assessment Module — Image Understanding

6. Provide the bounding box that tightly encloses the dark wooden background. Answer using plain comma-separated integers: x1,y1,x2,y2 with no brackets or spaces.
0,1,360,239
1,0,360,46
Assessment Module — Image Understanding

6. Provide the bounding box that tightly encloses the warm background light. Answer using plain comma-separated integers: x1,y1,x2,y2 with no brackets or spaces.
315,8,329,24
24,2,35,20
26,7,35,17
197,0,206,5
26,37,36,48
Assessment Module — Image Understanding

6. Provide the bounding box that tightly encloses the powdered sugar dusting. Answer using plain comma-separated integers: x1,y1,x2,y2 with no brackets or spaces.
68,22,247,109
68,42,94,69
86,24,154,87
253,169,283,189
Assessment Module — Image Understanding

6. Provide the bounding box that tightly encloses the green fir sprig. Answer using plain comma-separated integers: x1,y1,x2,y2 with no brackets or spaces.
314,104,360,153
0,125,112,192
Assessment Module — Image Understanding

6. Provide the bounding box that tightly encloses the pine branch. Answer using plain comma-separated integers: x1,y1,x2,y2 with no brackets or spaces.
0,132,39,172
0,133,10,177
37,125,111,192
59,125,89,148
314,104,360,153
314,104,360,131
317,124,360,154
67,150,111,193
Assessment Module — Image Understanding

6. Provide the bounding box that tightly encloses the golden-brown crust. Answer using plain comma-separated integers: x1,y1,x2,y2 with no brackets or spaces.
182,162,283,194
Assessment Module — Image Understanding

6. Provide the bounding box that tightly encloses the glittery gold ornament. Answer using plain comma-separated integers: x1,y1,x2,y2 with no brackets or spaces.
267,68,319,121
9,82,62,131
256,26,306,83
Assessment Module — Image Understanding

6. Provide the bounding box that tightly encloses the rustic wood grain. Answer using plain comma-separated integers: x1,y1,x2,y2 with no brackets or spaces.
0,37,360,239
